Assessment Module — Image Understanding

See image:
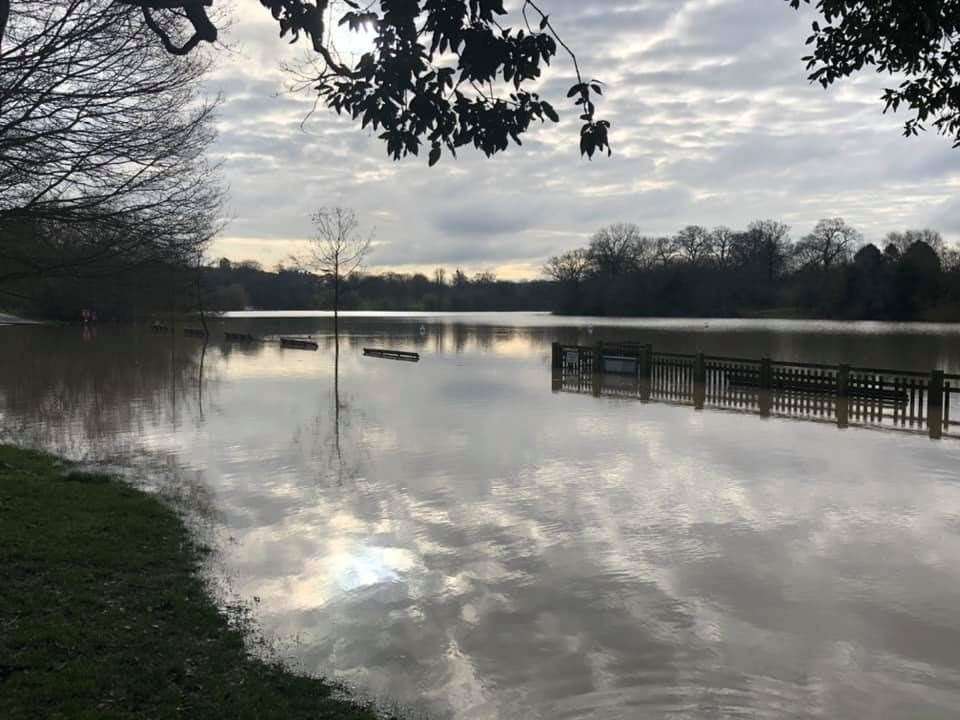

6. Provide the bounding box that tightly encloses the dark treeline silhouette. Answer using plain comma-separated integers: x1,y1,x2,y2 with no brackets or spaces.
7,261,206,322
4,258,556,320
10,221,960,322
203,260,559,313
545,221,960,321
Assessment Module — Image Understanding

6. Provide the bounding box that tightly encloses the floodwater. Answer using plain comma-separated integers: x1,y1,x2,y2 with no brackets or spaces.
4,312,960,719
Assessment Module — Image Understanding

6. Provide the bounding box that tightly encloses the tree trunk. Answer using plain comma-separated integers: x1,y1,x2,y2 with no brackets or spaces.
197,337,208,416
195,258,209,337
333,270,339,342
333,329,341,465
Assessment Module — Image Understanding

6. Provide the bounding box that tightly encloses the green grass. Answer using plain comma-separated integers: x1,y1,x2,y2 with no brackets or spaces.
0,445,386,720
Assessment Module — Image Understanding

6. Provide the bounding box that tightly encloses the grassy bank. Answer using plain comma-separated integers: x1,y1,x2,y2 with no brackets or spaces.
0,445,385,720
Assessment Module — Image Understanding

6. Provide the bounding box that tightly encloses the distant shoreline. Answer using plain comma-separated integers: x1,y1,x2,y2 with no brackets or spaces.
5,309,959,327
216,309,960,328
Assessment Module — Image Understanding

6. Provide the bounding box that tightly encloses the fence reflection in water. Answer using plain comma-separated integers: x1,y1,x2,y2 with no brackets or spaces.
551,342,958,440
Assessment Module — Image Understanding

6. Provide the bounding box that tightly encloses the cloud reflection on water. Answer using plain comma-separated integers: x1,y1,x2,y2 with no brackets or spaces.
3,317,960,719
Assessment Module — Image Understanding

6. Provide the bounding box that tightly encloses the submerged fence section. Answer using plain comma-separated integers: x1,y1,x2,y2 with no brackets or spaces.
551,342,958,440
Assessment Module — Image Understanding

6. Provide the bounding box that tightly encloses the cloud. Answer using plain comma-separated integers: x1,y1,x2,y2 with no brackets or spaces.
932,195,960,239
432,205,534,238
203,0,960,275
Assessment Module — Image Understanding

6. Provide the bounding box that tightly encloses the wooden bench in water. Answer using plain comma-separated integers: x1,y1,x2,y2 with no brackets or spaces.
224,332,258,343
363,348,420,362
280,338,318,351
726,372,909,405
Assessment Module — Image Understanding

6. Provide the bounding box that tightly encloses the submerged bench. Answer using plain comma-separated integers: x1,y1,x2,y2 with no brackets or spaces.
600,354,640,376
727,372,908,404
280,338,318,350
363,348,419,362
224,332,257,343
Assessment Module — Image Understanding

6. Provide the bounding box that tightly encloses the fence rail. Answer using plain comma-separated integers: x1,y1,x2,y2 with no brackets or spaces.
551,341,957,440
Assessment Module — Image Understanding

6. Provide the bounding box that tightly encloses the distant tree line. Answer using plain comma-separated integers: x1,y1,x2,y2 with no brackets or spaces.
203,260,558,315
11,260,553,320
11,220,960,322
15,221,960,322
544,221,960,321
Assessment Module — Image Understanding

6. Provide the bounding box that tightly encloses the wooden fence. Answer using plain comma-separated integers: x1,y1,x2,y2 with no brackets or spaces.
551,342,958,440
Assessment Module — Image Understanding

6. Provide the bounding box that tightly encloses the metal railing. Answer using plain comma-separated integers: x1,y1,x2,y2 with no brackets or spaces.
551,342,958,440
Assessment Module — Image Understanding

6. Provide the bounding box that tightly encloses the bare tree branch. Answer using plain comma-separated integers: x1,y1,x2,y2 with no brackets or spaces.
0,0,223,286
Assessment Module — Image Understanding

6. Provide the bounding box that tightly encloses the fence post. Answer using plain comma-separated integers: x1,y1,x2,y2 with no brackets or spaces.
759,358,772,390
758,358,772,416
636,344,651,402
591,344,602,397
837,364,850,397
836,364,850,428
929,370,944,410
928,369,944,440
694,353,706,410
551,368,562,393
695,353,706,384
551,341,562,393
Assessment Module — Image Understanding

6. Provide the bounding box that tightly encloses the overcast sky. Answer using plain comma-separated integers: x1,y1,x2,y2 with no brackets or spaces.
203,0,960,279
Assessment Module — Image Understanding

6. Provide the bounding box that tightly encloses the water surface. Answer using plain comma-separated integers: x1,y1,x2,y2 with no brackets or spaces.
3,313,960,719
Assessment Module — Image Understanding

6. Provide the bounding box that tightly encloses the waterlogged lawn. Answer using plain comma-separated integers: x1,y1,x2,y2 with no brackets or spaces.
0,445,386,720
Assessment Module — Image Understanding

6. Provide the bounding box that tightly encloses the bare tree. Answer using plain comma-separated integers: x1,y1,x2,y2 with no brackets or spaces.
298,208,370,473
652,235,678,266
942,246,960,273
674,225,714,265
795,218,862,270
884,229,946,257
631,236,660,271
0,0,222,288
587,223,642,277
732,220,792,280
301,207,373,340
709,226,735,266
544,248,590,284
